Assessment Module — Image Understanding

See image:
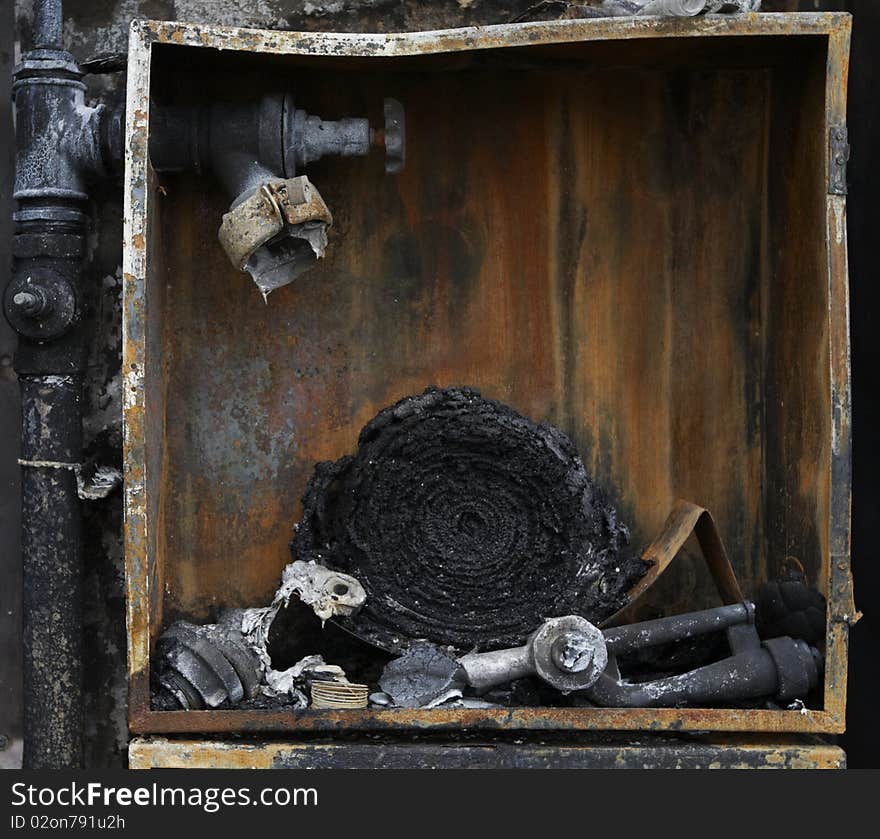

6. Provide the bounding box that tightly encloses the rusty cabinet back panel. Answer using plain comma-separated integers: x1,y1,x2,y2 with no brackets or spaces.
123,14,854,735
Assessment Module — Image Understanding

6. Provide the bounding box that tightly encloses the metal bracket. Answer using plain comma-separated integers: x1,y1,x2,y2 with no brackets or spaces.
829,123,849,196
604,499,745,625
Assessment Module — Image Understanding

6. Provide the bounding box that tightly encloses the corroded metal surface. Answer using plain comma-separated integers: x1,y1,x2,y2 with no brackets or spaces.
129,704,836,736
138,13,849,57
823,19,855,729
123,13,853,736
122,23,153,725
129,735,846,769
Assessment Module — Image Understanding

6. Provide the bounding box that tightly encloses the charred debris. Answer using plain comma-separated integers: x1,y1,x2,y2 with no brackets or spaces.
153,387,826,713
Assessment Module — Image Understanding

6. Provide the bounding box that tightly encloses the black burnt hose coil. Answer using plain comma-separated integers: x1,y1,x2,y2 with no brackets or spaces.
292,387,648,652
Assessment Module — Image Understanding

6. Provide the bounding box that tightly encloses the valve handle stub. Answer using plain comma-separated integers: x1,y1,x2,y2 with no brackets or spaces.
4,266,78,340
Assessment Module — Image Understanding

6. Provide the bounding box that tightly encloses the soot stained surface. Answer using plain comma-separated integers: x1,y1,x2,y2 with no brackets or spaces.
291,387,648,652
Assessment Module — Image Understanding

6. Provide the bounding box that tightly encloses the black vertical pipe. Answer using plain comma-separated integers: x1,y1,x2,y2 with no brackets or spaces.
11,227,87,768
33,0,62,50
4,0,104,768
19,373,83,767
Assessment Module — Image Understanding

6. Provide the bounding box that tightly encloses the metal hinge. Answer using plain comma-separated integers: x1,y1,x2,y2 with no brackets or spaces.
829,123,849,195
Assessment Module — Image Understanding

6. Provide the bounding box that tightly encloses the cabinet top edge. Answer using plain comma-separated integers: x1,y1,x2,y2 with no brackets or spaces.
131,12,852,60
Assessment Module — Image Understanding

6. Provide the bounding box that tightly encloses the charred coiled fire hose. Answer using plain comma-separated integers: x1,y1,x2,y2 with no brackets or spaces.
292,386,649,653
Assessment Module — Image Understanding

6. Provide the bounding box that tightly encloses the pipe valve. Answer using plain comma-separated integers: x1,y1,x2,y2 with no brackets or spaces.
150,92,406,296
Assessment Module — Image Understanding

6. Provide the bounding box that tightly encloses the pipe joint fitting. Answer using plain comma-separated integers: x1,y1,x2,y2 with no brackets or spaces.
4,265,78,340
13,49,121,221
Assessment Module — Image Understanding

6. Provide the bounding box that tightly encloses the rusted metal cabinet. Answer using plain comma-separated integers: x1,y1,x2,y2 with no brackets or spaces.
123,12,854,760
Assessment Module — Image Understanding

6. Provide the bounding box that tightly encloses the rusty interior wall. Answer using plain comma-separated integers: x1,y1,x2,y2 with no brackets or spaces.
1,0,844,767
150,37,829,636
763,44,830,600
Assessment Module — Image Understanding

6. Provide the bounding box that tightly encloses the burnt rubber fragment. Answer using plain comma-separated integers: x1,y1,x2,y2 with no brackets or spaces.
379,642,467,708
756,561,827,644
291,386,648,652
152,620,262,710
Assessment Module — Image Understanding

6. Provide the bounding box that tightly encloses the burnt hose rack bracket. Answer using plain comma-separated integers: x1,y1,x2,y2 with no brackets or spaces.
149,93,405,297
458,498,821,707
458,602,823,707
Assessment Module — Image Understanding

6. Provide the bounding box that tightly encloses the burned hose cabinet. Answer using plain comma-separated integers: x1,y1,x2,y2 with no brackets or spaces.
149,93,404,296
123,14,854,754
